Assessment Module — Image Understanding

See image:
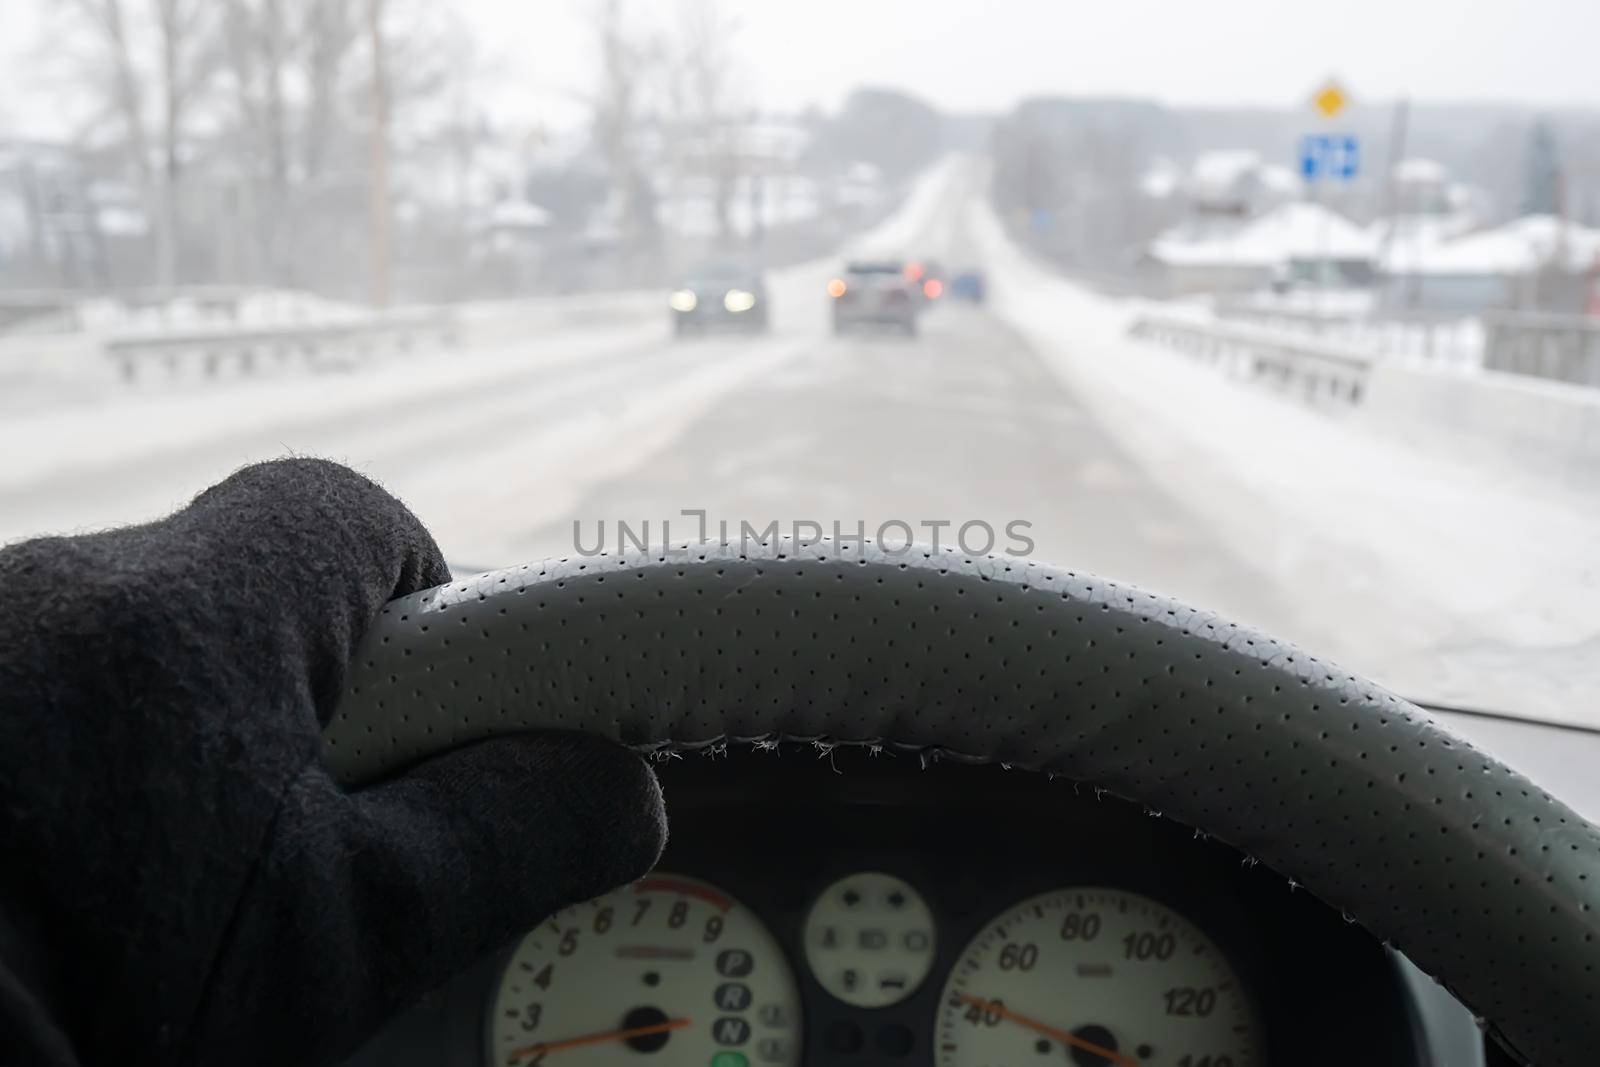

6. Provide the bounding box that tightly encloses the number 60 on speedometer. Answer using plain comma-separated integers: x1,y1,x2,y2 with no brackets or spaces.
936,888,1261,1067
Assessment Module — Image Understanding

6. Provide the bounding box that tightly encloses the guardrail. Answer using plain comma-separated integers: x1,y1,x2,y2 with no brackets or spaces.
1129,312,1600,492
1483,312,1600,388
1128,314,1374,405
1211,299,1482,368
104,309,459,383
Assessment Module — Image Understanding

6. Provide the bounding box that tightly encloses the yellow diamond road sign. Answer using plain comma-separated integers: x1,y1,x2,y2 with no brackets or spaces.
1312,80,1349,119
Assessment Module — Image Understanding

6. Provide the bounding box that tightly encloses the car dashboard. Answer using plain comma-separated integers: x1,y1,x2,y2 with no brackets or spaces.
347,746,1495,1067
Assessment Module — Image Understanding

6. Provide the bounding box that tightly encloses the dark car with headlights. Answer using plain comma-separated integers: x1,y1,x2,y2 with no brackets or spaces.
669,263,770,336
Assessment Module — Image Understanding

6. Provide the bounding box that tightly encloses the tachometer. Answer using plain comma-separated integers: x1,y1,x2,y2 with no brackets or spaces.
488,874,801,1067
937,888,1260,1067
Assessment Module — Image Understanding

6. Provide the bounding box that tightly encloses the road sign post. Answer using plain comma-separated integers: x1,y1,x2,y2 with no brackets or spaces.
1301,80,1359,302
1299,134,1361,183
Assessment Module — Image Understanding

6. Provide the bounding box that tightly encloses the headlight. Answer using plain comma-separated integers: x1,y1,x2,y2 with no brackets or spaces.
723,289,757,313
668,289,698,312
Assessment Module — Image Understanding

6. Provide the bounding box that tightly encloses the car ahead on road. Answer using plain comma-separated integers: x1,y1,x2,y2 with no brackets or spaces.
828,260,919,336
949,267,987,302
668,264,769,337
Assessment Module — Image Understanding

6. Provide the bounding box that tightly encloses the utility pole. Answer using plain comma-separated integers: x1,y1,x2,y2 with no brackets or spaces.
366,0,394,308
1376,98,1411,309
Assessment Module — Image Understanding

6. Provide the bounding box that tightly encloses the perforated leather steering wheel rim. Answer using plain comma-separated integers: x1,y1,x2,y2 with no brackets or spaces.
326,539,1600,1067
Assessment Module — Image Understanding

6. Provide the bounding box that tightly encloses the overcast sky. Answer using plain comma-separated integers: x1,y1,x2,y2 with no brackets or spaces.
5,0,1598,138
458,0,1600,118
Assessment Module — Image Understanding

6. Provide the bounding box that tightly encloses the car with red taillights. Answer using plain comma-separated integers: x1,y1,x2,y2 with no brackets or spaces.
827,260,919,336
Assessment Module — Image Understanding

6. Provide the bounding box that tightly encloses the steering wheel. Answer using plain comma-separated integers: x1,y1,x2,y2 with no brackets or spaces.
325,540,1600,1067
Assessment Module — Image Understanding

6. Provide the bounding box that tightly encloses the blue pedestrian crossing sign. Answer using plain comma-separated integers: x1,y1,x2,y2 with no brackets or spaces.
1299,134,1360,181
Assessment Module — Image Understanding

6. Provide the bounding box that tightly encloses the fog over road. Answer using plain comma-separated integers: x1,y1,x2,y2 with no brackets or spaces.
6,159,1599,775
523,261,1291,631
518,161,1282,618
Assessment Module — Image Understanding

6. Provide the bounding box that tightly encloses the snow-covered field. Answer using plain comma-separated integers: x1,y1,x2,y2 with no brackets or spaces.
971,195,1600,724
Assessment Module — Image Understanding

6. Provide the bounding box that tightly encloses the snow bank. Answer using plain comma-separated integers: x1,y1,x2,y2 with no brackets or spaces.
0,319,664,500
971,197,1600,724
1360,361,1600,493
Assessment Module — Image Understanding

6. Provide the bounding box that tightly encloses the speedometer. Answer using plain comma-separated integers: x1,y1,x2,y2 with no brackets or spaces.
937,888,1261,1067
488,874,801,1067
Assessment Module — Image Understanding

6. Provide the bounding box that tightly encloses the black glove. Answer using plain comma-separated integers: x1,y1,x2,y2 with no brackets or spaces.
0,458,667,1067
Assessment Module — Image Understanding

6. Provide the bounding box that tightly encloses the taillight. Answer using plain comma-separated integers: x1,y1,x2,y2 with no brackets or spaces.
827,278,847,298
923,278,943,299
906,262,925,282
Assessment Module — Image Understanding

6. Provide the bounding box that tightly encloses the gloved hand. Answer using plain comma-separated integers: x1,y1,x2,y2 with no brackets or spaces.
0,458,666,1067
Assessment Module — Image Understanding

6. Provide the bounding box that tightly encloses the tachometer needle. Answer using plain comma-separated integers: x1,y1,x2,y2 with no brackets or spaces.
954,994,1136,1067
510,1017,692,1061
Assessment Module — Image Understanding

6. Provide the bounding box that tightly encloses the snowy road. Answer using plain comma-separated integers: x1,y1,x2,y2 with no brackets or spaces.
5,156,1599,737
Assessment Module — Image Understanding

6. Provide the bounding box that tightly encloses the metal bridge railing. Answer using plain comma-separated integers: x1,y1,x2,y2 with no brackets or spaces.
1127,314,1374,405
103,309,459,383
1482,313,1600,389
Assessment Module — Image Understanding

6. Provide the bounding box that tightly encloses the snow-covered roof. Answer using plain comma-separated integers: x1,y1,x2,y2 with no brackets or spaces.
741,120,810,165
1139,160,1180,199
1369,213,1480,272
1180,150,1300,212
1150,201,1376,268
96,204,149,237
527,127,596,170
1189,150,1262,190
486,200,552,229
1399,215,1600,275
1257,163,1300,196
1393,157,1448,184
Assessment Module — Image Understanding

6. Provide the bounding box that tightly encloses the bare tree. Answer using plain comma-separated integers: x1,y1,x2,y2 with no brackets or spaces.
219,0,442,294
672,0,746,242
38,0,495,298
59,0,218,285
436,28,495,239
214,0,470,298
591,0,664,258
219,0,290,281
301,0,362,182
364,0,393,307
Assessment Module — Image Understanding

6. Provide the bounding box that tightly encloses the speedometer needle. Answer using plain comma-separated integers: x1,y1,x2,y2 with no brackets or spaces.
510,1017,692,1061
955,994,1136,1067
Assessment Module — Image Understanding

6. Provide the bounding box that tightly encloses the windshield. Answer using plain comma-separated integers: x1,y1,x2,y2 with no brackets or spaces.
2,1,1597,727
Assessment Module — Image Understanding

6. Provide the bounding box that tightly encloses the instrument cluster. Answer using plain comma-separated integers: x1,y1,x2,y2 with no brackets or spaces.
349,748,1428,1067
